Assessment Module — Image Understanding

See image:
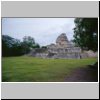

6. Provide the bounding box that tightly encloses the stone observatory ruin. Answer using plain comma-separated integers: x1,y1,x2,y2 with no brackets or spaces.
28,33,97,59
46,33,82,59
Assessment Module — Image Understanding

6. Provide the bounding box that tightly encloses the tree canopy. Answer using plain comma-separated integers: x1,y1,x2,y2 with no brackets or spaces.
2,35,40,57
2,35,22,56
73,18,98,52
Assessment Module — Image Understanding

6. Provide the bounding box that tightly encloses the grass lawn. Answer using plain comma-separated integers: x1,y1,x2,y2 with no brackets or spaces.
2,56,97,82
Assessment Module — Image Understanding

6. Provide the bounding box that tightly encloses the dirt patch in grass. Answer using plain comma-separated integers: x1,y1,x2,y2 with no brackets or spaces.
65,65,98,82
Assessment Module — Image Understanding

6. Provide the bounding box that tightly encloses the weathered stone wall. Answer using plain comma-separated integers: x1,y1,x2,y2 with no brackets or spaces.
50,53,81,59
28,33,97,59
48,47,81,54
28,48,82,59
28,48,97,59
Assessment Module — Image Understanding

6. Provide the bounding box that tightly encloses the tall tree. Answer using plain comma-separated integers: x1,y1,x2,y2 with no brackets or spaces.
2,35,40,56
2,35,22,56
73,18,98,52
21,36,40,54
23,36,35,47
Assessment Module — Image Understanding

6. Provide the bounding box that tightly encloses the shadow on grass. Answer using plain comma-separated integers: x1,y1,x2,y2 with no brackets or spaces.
65,62,98,82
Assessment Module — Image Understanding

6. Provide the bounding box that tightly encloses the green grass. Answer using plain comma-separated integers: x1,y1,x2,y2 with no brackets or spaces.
2,56,97,82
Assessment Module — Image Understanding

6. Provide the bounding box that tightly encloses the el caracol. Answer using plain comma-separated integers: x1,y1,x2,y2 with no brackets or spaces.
28,33,98,59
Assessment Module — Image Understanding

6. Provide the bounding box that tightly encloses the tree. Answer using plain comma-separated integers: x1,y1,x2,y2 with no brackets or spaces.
41,46,47,49
2,35,12,56
2,35,40,56
32,43,40,48
21,36,35,54
21,36,40,54
2,35,23,56
73,18,98,52
23,36,35,46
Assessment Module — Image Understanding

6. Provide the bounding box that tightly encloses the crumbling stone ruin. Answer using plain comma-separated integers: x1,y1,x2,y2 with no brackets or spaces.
28,33,97,59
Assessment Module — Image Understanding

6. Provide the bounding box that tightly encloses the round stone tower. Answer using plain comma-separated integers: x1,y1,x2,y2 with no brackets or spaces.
56,33,70,48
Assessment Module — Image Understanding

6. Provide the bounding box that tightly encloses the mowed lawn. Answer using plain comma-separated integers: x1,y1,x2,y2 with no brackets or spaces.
2,56,97,82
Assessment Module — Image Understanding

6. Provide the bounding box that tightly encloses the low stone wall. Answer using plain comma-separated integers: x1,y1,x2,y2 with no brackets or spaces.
28,48,97,59
35,53,48,58
28,33,98,59
50,53,81,59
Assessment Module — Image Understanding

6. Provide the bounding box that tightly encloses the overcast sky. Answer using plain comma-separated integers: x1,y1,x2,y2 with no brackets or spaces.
2,18,75,46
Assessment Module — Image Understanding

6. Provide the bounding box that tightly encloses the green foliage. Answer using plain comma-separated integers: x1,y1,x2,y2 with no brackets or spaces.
2,57,97,82
21,36,35,54
2,35,40,56
32,43,40,48
23,36,35,47
2,35,23,56
73,18,98,51
21,36,40,54
41,46,47,49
